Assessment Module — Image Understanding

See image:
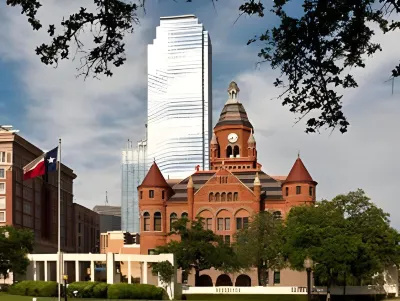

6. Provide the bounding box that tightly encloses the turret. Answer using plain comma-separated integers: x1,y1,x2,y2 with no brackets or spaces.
282,155,317,206
247,130,257,164
187,176,194,220
210,131,219,162
138,161,170,233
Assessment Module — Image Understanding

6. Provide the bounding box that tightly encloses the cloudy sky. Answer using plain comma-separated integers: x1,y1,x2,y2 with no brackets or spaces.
1,1,399,227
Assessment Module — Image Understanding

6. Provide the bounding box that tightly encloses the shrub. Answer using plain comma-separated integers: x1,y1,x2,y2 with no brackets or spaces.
8,280,57,297
107,283,166,300
0,283,9,292
93,282,109,298
67,281,103,298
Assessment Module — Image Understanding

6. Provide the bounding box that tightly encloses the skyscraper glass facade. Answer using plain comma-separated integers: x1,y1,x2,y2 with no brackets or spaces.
121,139,147,233
147,15,212,179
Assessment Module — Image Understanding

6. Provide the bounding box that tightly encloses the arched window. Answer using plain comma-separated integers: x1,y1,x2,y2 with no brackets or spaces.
154,212,162,231
227,192,232,202
221,192,226,202
273,211,282,220
181,212,188,219
170,213,178,230
215,193,220,202
233,192,238,202
143,212,150,231
233,145,240,157
226,146,233,158
209,192,214,202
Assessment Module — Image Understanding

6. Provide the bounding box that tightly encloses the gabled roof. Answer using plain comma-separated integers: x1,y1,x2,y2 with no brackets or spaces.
285,157,316,184
139,161,170,188
168,169,283,202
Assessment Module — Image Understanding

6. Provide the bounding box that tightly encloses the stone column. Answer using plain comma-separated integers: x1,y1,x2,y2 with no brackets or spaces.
142,261,148,284
33,261,37,281
44,261,48,281
128,257,131,284
90,261,95,282
106,252,115,284
75,261,80,282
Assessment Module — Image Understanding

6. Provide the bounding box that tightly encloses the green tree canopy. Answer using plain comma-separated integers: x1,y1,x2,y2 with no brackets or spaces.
153,217,241,286
6,0,400,133
234,211,285,286
151,260,174,297
0,226,34,279
284,189,399,292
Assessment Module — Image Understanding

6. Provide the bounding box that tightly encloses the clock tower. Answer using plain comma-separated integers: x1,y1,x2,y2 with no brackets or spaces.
210,81,259,171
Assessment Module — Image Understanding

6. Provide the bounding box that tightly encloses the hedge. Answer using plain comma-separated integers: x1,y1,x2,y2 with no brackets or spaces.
8,280,58,297
107,283,167,300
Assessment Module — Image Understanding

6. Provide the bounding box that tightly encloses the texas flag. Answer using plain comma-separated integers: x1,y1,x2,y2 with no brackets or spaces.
23,147,58,181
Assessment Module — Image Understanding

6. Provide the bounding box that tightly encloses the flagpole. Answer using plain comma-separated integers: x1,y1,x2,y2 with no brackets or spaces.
58,138,61,301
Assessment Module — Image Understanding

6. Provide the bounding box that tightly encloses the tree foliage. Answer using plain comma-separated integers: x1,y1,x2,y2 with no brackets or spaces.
234,211,285,286
151,260,174,297
6,0,400,132
153,217,241,285
284,189,400,290
0,226,35,279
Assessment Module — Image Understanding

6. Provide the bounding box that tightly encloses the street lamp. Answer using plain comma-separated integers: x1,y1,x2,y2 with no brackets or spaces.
304,257,313,301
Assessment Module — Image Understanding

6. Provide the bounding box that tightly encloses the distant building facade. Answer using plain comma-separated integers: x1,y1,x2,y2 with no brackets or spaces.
147,15,212,179
0,125,77,253
73,203,100,253
121,138,147,233
93,205,121,233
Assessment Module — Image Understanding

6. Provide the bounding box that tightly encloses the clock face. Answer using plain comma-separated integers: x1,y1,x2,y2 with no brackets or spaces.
228,133,238,143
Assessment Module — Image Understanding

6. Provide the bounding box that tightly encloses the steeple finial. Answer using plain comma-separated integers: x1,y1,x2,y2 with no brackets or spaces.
297,150,300,158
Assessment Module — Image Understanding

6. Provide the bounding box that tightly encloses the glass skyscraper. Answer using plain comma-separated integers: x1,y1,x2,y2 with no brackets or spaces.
121,138,147,233
147,15,212,179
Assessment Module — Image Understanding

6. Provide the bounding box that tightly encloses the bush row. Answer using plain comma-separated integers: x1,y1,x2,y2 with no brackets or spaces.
8,280,167,300
8,280,58,297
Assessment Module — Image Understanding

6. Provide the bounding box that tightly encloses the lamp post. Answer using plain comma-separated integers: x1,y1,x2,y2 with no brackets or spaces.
304,257,313,301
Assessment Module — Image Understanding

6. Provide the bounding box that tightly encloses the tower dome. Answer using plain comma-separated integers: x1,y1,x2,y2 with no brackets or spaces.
215,82,253,129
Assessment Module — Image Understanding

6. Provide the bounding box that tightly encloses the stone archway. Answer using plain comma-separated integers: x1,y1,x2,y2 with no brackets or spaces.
198,274,213,287
235,274,251,287
216,274,233,286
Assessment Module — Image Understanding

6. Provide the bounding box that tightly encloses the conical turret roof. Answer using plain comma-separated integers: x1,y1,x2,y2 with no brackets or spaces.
215,81,253,129
139,161,169,188
285,156,316,184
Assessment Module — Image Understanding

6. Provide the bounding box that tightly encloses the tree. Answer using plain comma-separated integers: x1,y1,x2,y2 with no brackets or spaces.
6,0,400,132
0,226,34,280
233,211,285,286
154,217,241,286
151,260,174,297
284,190,399,299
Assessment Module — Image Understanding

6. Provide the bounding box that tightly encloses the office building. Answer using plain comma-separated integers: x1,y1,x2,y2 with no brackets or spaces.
0,125,76,253
93,205,122,233
121,138,147,233
147,15,212,179
73,203,100,253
